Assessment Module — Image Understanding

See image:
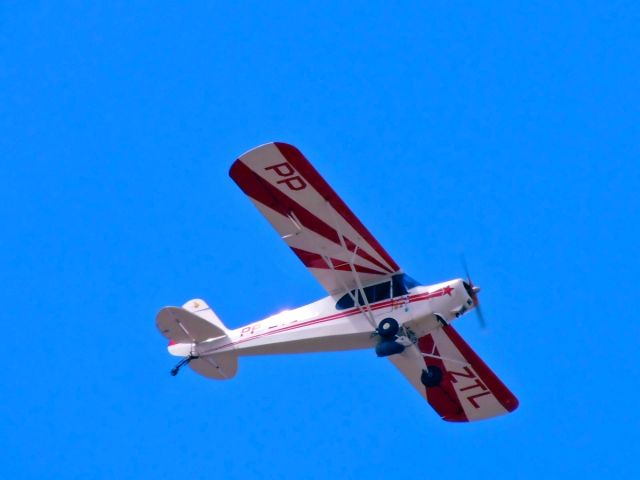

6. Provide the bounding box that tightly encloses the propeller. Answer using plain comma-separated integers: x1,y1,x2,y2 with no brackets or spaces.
461,256,487,329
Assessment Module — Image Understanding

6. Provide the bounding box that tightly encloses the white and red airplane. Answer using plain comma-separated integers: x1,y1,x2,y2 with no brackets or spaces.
156,142,519,422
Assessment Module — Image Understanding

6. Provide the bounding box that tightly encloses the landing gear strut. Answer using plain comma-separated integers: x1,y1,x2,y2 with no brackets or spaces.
170,354,199,376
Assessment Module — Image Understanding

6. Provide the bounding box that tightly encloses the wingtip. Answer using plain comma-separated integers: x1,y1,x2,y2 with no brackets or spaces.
504,394,520,413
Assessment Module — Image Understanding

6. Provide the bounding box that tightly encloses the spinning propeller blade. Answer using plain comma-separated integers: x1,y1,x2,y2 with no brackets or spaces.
461,255,487,329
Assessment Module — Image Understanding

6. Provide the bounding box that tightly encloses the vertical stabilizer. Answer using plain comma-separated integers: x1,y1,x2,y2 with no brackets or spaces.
182,298,229,333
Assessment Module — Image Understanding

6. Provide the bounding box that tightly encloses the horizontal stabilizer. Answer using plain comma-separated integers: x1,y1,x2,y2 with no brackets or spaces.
157,307,226,344
190,353,238,380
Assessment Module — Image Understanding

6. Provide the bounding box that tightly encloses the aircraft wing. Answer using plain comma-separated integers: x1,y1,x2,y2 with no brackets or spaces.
390,324,519,421
230,143,401,295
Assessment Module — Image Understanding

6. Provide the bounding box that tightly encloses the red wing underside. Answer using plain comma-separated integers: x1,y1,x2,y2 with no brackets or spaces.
390,325,519,422
230,142,401,295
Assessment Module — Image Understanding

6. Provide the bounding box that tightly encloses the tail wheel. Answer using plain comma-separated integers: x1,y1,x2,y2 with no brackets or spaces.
377,318,399,339
421,365,443,388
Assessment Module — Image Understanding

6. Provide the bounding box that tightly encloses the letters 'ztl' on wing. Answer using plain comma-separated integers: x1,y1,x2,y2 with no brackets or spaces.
389,325,519,422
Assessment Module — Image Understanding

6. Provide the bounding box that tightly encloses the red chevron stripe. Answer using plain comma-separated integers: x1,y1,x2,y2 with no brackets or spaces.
230,157,395,274
440,325,519,414
418,334,468,422
417,326,519,422
275,143,400,272
291,247,387,275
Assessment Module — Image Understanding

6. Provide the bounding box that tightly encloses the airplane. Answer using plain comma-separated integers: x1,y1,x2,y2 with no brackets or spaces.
156,142,519,422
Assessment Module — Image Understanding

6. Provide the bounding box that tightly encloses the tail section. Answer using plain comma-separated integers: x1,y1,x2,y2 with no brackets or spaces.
156,298,237,380
181,298,229,334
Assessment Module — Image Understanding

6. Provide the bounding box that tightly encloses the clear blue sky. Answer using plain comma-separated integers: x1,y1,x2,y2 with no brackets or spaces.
2,2,639,478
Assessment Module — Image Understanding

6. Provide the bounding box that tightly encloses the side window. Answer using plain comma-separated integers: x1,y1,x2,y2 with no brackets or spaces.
336,280,392,310
364,281,391,304
392,275,408,297
336,292,355,310
337,276,421,309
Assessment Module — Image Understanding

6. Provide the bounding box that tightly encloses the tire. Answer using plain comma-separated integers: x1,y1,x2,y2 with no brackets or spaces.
377,318,399,339
421,365,443,388
375,339,405,357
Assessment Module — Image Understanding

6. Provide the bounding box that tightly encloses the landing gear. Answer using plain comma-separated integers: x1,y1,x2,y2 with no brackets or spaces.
170,354,199,376
375,340,405,357
421,365,443,388
375,318,405,357
377,318,399,339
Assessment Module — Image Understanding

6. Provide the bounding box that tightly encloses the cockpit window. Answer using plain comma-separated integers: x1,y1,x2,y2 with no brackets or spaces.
335,273,421,310
335,282,389,310
403,274,420,290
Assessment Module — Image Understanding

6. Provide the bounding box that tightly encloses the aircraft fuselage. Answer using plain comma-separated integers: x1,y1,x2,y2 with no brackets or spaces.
188,278,474,358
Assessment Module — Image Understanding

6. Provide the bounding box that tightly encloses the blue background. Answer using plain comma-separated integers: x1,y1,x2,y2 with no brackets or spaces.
2,2,638,478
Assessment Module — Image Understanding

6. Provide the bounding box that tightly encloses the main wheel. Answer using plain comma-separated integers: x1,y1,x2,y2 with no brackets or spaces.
377,318,399,339
421,365,443,388
375,339,405,357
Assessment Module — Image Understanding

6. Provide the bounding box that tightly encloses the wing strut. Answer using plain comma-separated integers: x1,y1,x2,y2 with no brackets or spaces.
421,351,470,367
324,202,380,328
320,252,377,327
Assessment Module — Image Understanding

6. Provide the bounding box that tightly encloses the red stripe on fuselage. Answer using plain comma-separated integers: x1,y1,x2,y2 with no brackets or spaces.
208,288,450,353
